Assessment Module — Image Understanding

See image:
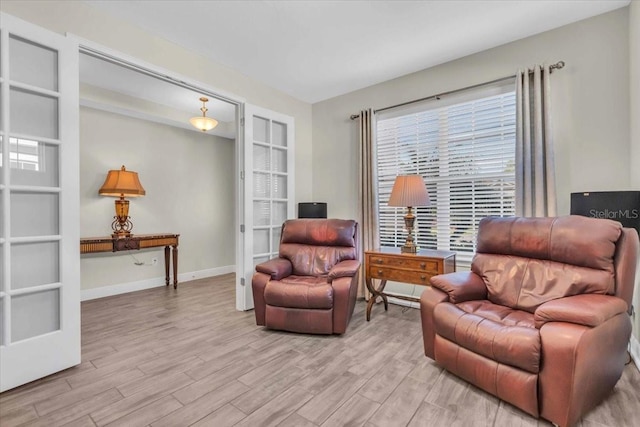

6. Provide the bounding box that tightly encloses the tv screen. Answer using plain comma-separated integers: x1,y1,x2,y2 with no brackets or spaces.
570,191,640,234
298,202,327,219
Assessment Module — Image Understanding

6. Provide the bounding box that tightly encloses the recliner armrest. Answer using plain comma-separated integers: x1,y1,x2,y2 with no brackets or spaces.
255,258,292,280
328,260,360,283
534,294,628,329
430,271,487,304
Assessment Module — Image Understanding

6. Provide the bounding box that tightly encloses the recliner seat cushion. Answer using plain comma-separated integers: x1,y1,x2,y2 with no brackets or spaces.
264,275,333,309
433,301,540,373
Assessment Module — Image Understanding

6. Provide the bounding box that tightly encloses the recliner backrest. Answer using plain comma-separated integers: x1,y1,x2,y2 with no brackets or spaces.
471,216,622,313
279,219,358,276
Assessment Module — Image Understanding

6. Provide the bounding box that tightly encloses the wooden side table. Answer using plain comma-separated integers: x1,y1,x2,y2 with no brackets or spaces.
80,234,180,289
365,247,456,320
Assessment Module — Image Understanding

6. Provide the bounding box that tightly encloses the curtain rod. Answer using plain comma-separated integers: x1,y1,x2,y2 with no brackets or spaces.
349,61,565,120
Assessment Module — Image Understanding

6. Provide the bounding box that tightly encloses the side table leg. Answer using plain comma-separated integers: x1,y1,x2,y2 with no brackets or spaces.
365,278,388,321
379,280,389,311
172,245,178,289
164,246,170,286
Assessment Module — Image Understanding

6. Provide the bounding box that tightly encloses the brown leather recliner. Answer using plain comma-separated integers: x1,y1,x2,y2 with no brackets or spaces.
252,218,360,335
420,215,639,427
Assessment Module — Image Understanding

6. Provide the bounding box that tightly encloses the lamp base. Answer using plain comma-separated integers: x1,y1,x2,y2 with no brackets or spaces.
112,230,132,239
401,243,419,253
111,214,134,239
400,206,419,253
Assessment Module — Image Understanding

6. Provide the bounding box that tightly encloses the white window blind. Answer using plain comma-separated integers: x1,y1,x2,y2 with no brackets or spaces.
376,81,516,266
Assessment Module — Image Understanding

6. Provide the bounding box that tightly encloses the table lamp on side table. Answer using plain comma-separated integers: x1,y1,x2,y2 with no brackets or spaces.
99,165,146,238
388,174,430,253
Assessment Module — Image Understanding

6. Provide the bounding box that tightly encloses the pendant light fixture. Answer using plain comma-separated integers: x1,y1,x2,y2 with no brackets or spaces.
189,97,218,132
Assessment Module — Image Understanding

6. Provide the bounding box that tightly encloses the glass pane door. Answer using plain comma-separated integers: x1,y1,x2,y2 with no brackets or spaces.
239,105,294,310
0,12,80,392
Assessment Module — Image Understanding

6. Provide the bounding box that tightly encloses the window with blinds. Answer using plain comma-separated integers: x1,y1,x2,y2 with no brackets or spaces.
376,80,516,265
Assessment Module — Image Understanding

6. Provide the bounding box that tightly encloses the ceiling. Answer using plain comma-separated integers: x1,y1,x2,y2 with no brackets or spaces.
80,53,236,122
79,53,237,138
85,0,630,104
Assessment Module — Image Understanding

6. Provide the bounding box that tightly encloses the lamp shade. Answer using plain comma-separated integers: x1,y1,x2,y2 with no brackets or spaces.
189,97,219,132
189,116,218,132
98,165,146,197
388,174,429,207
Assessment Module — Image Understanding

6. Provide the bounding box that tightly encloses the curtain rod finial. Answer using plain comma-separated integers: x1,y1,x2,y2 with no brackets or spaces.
550,61,565,73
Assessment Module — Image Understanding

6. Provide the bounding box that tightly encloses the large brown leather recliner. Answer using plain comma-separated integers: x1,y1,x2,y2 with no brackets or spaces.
252,218,360,335
420,215,639,427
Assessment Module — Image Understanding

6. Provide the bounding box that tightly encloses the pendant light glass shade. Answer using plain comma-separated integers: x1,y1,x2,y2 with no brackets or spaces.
190,97,218,132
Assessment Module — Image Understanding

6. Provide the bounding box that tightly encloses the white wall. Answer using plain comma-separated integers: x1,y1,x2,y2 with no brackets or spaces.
632,2,640,190
80,106,235,290
0,0,313,226
0,0,314,295
0,3,313,186
629,1,640,349
313,8,630,220
312,8,632,297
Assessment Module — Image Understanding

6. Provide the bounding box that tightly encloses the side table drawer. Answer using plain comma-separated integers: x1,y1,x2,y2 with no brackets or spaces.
368,266,434,285
368,255,440,273
114,239,140,251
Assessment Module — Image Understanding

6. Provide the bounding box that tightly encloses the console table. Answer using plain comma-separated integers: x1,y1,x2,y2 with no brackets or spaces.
365,247,456,320
80,234,180,289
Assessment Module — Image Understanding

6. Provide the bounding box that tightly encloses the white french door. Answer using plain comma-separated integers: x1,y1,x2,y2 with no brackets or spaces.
237,105,294,311
0,13,80,392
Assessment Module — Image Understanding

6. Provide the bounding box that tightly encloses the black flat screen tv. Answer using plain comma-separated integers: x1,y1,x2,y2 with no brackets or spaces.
298,202,327,219
570,191,640,234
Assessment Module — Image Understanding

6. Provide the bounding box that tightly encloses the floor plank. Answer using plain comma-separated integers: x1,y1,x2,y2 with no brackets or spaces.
0,273,638,427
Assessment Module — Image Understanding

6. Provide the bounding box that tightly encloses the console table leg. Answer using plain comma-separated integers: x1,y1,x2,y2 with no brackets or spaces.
164,246,170,286
172,245,178,289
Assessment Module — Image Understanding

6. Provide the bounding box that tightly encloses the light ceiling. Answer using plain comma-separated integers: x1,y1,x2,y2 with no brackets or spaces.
80,53,236,123
86,0,630,104
79,53,237,138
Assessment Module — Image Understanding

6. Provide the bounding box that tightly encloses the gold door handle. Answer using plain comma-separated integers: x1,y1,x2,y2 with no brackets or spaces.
420,263,426,269
378,269,384,276
420,275,427,281
376,258,384,263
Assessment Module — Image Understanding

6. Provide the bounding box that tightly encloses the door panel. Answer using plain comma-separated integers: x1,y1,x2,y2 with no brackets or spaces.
0,12,80,392
237,105,294,311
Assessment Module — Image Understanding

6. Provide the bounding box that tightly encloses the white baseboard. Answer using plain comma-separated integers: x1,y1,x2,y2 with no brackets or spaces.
81,265,235,301
177,265,235,283
631,335,640,369
387,294,420,309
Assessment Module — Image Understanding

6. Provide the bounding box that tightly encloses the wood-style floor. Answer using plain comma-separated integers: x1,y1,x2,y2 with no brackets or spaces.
1,273,638,427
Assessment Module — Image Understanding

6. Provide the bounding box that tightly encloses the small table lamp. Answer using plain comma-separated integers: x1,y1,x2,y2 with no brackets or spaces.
99,165,146,238
388,174,430,253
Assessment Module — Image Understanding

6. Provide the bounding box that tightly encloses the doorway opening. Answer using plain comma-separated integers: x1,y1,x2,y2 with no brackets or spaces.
78,44,244,307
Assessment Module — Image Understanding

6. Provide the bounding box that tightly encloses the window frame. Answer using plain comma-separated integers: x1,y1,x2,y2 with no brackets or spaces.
375,79,517,267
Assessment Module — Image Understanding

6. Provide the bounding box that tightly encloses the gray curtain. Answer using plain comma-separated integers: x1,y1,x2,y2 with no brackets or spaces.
358,109,379,299
516,65,557,217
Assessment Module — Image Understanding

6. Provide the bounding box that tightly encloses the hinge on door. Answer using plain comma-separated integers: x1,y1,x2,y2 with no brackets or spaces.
240,224,245,232
240,277,245,286
240,171,245,180
240,117,245,126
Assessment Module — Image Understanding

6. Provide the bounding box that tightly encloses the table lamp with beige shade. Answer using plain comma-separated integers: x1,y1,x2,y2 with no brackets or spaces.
99,165,146,238
388,174,430,253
